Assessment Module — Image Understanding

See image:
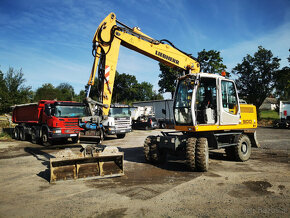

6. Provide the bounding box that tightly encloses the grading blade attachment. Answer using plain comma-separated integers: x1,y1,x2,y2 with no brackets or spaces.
50,145,124,183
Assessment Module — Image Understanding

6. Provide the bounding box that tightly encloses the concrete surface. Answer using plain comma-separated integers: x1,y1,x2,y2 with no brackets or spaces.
0,127,289,217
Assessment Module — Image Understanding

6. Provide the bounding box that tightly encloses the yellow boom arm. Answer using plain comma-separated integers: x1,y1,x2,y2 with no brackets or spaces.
87,12,200,115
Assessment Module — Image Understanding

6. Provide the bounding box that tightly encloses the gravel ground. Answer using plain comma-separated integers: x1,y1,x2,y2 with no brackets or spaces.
0,127,289,217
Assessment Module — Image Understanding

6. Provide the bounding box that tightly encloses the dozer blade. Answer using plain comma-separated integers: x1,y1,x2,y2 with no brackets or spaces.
50,147,124,183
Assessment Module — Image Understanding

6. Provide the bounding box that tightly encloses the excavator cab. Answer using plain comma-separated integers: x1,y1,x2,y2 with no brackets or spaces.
174,73,240,129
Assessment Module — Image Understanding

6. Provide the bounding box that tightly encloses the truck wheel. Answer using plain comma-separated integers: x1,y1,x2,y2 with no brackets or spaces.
14,127,20,140
151,143,166,164
42,129,51,146
185,137,197,171
31,129,40,144
117,133,126,139
19,127,26,141
234,134,251,161
196,138,209,172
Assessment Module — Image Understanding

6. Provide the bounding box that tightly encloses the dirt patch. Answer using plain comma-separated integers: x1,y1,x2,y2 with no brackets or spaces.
86,161,201,188
251,150,289,164
243,181,273,195
278,185,285,190
228,180,273,198
91,208,127,218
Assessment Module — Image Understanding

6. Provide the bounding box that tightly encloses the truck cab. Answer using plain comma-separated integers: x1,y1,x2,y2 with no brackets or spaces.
12,100,90,145
102,104,132,138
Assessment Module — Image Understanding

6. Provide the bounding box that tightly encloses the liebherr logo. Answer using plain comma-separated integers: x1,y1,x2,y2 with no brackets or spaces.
155,50,179,65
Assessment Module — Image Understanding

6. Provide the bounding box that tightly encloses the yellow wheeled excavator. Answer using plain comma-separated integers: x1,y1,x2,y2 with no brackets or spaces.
50,12,259,181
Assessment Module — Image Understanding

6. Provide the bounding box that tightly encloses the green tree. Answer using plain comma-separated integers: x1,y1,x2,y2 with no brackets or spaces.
56,83,75,101
274,50,290,100
135,82,163,101
112,72,139,103
232,46,281,112
197,49,227,74
88,71,163,104
34,83,60,101
0,67,32,113
75,90,86,102
158,63,180,98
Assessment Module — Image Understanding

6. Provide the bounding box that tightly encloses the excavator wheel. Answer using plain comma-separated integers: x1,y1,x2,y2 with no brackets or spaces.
234,134,251,161
144,136,152,162
150,143,166,164
143,136,166,164
196,138,209,172
185,137,197,171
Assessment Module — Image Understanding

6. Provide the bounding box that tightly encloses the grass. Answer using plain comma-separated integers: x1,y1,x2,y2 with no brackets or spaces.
259,110,279,120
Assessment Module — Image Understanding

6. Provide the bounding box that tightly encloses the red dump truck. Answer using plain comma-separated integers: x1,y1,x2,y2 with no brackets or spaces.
12,100,89,145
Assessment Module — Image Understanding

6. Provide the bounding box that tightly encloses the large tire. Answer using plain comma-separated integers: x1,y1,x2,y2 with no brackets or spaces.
234,134,251,161
196,138,209,172
31,128,41,144
144,136,152,162
143,136,166,164
42,129,51,146
150,143,166,164
19,127,26,141
116,133,126,139
185,137,197,171
13,127,20,140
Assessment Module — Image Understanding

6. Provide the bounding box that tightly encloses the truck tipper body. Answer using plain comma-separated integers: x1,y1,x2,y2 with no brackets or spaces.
12,100,89,145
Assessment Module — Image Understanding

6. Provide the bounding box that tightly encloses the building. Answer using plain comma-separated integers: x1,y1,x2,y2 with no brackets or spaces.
259,97,278,110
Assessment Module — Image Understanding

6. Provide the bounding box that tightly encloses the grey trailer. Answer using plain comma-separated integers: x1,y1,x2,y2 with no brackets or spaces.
133,100,174,128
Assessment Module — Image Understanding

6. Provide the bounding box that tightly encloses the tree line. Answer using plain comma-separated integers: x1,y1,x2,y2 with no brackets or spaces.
1,46,289,115
0,67,163,114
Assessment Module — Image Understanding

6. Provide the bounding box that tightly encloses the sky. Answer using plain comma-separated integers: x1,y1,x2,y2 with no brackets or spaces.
0,0,289,99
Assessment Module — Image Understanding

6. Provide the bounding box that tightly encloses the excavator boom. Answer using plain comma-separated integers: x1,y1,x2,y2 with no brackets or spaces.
87,12,200,115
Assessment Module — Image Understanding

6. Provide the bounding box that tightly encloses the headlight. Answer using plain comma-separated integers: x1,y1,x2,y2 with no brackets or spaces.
53,129,61,134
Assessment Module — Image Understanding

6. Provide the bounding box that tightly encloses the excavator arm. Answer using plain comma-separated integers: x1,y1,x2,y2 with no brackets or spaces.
87,12,200,116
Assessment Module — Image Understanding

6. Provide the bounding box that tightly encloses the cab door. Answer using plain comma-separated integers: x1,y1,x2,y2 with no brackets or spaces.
219,79,240,125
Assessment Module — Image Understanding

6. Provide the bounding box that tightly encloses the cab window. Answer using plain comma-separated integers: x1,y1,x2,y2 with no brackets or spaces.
221,80,238,115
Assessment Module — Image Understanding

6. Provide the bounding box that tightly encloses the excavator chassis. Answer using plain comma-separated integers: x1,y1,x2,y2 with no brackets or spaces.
50,146,124,183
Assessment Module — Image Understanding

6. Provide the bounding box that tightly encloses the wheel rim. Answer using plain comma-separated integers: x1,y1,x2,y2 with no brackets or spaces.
31,131,36,141
241,142,248,154
42,133,47,143
14,129,19,139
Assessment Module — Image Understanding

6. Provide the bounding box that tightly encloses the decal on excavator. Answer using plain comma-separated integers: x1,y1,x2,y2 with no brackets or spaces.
155,50,179,65
104,65,111,93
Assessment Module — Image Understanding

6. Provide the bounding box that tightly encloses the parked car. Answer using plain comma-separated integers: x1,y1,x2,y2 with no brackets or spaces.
132,116,158,130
